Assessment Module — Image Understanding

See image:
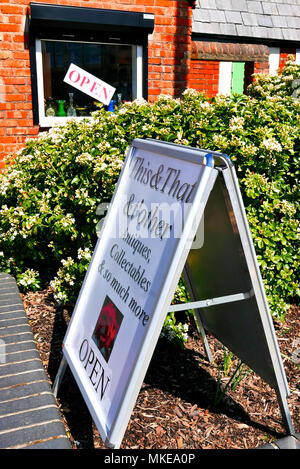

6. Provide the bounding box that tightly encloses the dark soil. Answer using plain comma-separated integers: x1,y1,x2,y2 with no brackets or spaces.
22,287,300,450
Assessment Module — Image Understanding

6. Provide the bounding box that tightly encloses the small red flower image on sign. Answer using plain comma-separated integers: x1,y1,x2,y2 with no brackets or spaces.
92,296,123,362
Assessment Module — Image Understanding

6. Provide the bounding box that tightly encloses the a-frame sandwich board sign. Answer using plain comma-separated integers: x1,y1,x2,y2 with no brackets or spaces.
54,138,218,448
53,138,294,449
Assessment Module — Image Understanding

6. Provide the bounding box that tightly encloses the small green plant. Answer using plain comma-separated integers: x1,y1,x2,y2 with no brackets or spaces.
222,346,234,377
214,354,252,406
160,277,191,348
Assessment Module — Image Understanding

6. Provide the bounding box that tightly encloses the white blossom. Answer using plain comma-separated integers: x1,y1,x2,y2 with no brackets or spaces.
75,152,93,165
262,137,282,152
77,247,92,261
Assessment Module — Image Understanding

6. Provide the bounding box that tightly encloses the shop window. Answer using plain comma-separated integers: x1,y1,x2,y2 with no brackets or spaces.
29,3,154,127
36,39,143,126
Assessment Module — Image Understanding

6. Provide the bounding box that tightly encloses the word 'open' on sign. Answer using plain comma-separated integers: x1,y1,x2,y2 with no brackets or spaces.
64,64,116,106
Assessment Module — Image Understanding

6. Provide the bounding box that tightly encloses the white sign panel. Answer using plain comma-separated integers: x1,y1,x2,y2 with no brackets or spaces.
64,63,116,106
62,139,217,448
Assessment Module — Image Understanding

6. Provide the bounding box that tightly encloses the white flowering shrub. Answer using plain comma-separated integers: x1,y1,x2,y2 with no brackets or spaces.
0,60,299,324
160,311,189,349
50,248,92,304
17,268,41,292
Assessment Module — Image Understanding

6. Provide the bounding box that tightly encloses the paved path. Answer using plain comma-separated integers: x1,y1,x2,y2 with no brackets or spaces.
0,272,71,449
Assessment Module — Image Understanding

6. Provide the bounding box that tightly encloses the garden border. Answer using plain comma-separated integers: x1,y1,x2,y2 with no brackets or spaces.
0,272,71,449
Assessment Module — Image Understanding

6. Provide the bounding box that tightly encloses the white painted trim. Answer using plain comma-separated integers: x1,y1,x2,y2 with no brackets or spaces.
35,40,46,124
136,45,143,99
131,45,143,100
269,47,280,75
218,61,232,95
296,49,300,65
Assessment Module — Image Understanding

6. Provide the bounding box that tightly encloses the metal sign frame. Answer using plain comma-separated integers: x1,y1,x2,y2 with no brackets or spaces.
53,139,295,448
168,148,294,436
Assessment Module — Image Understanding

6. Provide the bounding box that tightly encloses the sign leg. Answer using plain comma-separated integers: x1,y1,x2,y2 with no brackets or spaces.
52,355,68,397
183,267,213,363
192,309,213,363
275,388,295,436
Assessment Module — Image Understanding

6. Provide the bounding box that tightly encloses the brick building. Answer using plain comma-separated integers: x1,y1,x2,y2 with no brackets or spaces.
191,0,300,97
0,0,299,164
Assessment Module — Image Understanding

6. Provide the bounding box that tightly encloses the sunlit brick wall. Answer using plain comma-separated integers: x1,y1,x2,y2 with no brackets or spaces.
188,60,219,99
278,47,296,71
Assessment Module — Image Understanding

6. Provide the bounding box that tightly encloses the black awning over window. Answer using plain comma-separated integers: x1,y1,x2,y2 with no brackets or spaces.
30,2,154,39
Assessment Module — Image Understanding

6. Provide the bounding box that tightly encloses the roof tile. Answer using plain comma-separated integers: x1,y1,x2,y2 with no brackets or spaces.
193,9,210,22
215,0,232,9
192,0,300,42
257,14,273,27
241,12,259,25
219,23,238,35
198,0,217,9
248,1,264,14
209,9,227,22
224,10,243,24
282,28,299,40
231,0,248,11
261,2,278,15
276,3,294,15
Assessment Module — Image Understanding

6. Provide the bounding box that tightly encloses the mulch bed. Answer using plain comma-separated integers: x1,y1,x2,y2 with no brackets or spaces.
22,287,299,450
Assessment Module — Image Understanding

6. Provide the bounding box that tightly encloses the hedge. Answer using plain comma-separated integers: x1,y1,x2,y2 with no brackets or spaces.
0,59,299,325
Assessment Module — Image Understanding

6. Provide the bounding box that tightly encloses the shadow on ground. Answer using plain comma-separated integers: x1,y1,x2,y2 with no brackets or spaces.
45,309,284,449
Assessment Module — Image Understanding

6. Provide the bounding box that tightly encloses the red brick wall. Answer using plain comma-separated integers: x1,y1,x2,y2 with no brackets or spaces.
148,1,192,98
0,0,193,164
188,60,219,99
0,2,33,165
279,48,296,71
253,60,269,75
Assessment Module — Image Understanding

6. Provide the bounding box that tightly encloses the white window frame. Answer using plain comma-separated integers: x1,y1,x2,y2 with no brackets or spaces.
36,39,144,127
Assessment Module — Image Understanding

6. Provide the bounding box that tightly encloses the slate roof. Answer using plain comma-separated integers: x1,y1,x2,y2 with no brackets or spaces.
192,0,300,43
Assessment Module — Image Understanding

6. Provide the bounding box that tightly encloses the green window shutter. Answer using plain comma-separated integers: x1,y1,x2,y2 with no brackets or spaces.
231,62,245,94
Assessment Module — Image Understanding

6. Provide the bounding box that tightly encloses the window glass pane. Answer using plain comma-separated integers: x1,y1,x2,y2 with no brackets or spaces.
69,43,82,65
41,40,136,118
